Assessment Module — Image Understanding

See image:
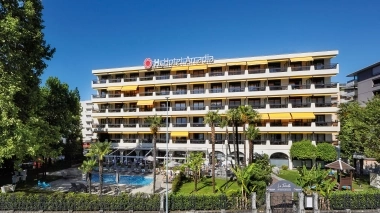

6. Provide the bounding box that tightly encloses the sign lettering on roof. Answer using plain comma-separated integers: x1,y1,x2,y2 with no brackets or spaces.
144,54,214,69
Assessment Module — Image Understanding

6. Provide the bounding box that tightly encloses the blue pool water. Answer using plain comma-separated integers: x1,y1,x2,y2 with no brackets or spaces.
91,173,153,186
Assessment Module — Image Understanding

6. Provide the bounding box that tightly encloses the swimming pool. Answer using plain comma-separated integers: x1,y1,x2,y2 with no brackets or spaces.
91,173,153,186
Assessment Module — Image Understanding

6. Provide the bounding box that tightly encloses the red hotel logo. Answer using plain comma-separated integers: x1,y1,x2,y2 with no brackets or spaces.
143,58,153,69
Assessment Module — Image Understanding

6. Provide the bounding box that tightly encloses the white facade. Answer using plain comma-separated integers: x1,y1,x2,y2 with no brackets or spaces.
91,50,340,169
80,100,95,145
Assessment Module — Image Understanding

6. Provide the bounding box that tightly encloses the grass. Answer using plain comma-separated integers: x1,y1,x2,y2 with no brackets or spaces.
278,170,300,184
277,169,373,191
177,177,240,195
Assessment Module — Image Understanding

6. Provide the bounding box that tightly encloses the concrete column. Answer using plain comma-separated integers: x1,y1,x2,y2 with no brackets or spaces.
251,192,257,213
313,193,319,213
298,192,305,213
266,192,270,213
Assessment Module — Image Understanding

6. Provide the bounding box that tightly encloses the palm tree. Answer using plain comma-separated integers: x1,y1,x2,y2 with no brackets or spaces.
86,141,111,195
226,108,242,167
146,114,163,193
245,125,259,164
220,118,233,167
79,158,97,194
238,105,259,165
204,110,221,193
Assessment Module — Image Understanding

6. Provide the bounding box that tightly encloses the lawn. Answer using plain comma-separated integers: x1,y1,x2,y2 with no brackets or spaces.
277,169,373,191
177,177,240,195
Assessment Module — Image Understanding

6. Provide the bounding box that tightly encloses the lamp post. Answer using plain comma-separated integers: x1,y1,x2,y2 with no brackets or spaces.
165,97,169,213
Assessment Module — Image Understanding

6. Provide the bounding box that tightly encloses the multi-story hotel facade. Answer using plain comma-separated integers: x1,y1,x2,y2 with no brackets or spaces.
91,50,340,169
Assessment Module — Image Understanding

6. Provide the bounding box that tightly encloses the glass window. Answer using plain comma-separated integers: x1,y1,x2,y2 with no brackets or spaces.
176,117,187,123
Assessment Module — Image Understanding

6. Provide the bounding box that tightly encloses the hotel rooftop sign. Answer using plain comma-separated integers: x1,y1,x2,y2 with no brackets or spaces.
144,54,214,69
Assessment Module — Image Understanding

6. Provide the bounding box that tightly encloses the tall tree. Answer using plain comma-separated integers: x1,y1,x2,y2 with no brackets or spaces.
220,118,233,166
226,108,242,167
183,152,204,192
86,141,111,195
146,115,162,193
204,110,221,193
245,125,259,164
0,0,55,167
238,105,259,165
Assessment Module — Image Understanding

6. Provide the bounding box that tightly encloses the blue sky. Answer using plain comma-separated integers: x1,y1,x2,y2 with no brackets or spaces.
41,0,380,100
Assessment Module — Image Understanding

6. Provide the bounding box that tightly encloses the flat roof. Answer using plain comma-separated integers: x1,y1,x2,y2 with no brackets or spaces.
347,61,380,77
92,50,338,74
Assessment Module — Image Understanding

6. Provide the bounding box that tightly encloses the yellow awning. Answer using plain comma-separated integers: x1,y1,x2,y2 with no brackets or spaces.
171,131,189,137
107,87,122,91
290,57,314,62
227,62,247,66
136,100,154,106
247,60,268,65
268,59,288,63
121,85,138,91
208,63,226,67
291,113,315,119
171,66,188,71
260,114,269,120
312,55,335,59
268,113,292,120
188,65,207,70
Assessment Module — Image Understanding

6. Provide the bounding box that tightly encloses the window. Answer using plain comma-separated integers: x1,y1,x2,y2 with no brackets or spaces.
175,102,186,109
248,81,260,88
130,73,138,79
129,118,138,124
315,134,325,142
229,99,241,107
373,78,380,87
228,65,240,71
193,101,204,110
175,86,187,94
229,82,242,92
312,77,324,85
269,134,282,141
291,134,303,142
248,65,261,71
192,70,204,77
312,96,325,103
215,134,223,140
373,66,380,76
176,117,187,123
193,117,204,124
193,84,204,94
315,115,325,122
115,118,123,124
193,133,205,140
86,115,91,118
211,83,223,93
248,98,261,106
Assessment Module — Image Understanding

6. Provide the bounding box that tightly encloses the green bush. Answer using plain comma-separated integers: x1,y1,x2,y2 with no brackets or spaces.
330,191,380,210
169,194,249,210
281,165,289,170
172,171,185,193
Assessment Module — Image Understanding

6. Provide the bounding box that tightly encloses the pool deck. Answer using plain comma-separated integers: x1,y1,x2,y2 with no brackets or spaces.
46,168,171,194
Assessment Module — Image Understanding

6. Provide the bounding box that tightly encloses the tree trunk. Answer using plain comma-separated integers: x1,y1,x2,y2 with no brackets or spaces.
194,170,198,191
243,134,247,166
234,123,240,167
225,128,233,167
248,140,253,164
99,160,103,195
211,125,216,193
152,133,157,193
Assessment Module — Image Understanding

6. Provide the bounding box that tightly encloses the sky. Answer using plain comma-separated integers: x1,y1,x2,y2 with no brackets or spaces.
41,0,380,101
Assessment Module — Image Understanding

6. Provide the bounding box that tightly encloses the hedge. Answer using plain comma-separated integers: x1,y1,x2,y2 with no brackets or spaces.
0,192,248,211
330,191,380,210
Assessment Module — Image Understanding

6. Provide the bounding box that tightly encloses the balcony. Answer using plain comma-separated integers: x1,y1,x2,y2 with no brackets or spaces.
210,105,223,110
191,73,205,78
108,124,121,128
314,83,338,89
248,69,265,74
108,108,122,113
228,70,244,76
173,139,187,144
123,139,137,143
315,121,339,127
123,123,137,128
291,103,311,108
156,75,170,80
291,66,311,72
173,123,187,127
173,91,187,95
269,86,288,91
346,90,357,97
155,107,169,112
108,94,121,98
190,139,206,144
190,106,206,110
209,88,224,93
123,107,137,112
269,68,287,73
156,91,170,96
172,74,187,79
190,123,205,127
315,102,336,107
190,89,205,94
248,86,266,92
291,85,311,90
269,103,288,109
270,140,288,145
292,122,311,127
251,105,266,109
346,79,357,88
140,92,153,97
172,107,187,111
215,140,225,144
228,87,245,93
314,63,338,70
209,72,224,77
253,140,266,145
140,76,154,81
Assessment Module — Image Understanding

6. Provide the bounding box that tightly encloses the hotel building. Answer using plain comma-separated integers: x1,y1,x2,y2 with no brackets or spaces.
91,50,340,169
80,100,96,151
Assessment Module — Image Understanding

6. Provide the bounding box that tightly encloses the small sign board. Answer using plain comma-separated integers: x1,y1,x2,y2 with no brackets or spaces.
267,180,302,192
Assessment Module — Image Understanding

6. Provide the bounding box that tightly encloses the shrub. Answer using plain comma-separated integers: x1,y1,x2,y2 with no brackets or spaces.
172,171,185,193
281,165,288,170
330,190,380,210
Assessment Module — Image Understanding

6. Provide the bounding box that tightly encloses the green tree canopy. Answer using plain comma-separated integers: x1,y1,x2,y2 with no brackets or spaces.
289,140,317,160
316,143,337,162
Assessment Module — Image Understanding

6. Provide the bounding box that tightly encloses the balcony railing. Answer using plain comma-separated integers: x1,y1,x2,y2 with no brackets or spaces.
251,104,266,109
292,122,312,127
315,103,334,107
109,94,121,98
173,90,187,95
269,86,288,91
108,108,122,113
140,123,151,127
270,140,288,145
156,75,170,80
173,123,187,127
92,94,106,99
172,74,187,79
140,76,154,81
172,107,187,111
253,140,266,145
269,68,287,73
210,105,223,110
173,139,187,144
124,77,137,82
191,73,205,78
228,105,240,109
314,63,338,70
189,104,206,110
140,92,153,96
269,103,287,108
315,83,338,89
228,70,244,75
123,107,137,112
190,89,205,94
209,72,224,77
191,123,205,127
248,69,265,74
156,91,170,96
291,103,311,108
209,88,223,93
291,66,311,71
248,86,265,91
291,84,311,90
315,122,337,126
123,124,137,128
123,139,136,143
255,122,266,127
228,87,245,92
269,122,283,127
108,124,121,128
215,140,225,144
109,79,122,83
190,139,206,144
155,107,168,111
156,139,166,143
